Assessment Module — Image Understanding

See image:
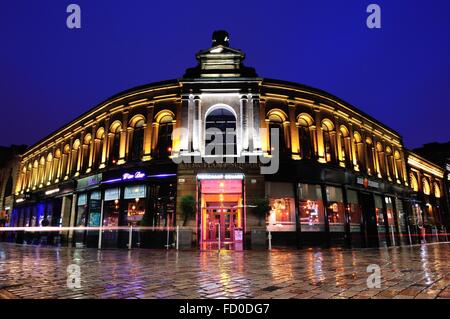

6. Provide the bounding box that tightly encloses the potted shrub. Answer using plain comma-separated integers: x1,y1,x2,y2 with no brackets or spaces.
249,197,270,248
178,194,196,248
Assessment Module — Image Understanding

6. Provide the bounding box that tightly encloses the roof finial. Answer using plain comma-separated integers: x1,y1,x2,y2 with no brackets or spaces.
212,30,229,47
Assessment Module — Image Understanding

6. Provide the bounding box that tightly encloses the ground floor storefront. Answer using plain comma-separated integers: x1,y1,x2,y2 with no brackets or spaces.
2,162,449,250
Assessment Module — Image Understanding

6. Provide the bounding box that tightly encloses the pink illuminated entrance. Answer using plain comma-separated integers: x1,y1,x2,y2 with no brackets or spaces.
199,178,244,249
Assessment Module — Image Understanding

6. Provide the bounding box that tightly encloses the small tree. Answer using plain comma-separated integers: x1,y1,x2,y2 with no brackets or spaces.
250,197,271,226
140,209,153,227
180,194,196,226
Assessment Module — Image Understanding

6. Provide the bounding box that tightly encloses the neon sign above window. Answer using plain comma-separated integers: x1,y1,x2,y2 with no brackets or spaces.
122,171,146,180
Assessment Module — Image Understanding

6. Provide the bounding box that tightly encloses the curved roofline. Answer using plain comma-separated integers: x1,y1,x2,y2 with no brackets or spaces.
261,78,403,139
23,76,403,159
23,79,180,158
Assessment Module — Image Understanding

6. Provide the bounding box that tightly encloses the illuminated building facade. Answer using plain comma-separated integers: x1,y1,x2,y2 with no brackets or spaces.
5,31,449,249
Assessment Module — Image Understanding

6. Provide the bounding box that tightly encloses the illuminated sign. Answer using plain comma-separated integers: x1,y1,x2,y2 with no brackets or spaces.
45,188,60,196
197,173,244,180
104,171,147,184
357,177,380,189
123,171,145,180
77,174,102,190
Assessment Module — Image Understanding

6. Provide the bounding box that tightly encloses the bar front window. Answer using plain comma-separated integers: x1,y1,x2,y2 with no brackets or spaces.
76,194,88,227
103,188,120,227
326,186,345,233
298,183,325,232
374,194,387,246
124,185,147,226
88,191,102,227
385,196,396,242
347,190,362,233
266,182,296,232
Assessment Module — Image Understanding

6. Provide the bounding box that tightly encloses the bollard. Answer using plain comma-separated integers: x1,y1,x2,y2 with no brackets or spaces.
435,226,439,242
407,224,412,245
218,223,221,252
128,226,133,250
98,227,103,250
166,225,170,250
98,199,105,250
390,226,396,246
268,231,272,250
176,225,179,250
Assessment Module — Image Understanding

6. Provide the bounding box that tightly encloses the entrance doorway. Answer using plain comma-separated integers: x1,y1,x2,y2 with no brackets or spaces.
360,192,379,247
205,205,237,243
199,178,244,249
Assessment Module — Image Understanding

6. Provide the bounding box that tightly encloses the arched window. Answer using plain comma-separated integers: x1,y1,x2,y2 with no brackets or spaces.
71,140,80,175
434,182,441,198
394,150,403,181
53,149,61,182
25,163,32,190
93,128,105,168
267,109,288,155
298,113,314,160
45,153,53,184
32,160,39,188
410,173,419,192
321,119,335,163
376,142,386,177
81,134,92,173
61,144,70,178
205,108,236,156
422,178,431,195
129,115,146,161
155,111,174,159
339,125,352,168
38,156,46,186
109,121,122,165
366,137,375,175
386,146,395,179
353,132,364,170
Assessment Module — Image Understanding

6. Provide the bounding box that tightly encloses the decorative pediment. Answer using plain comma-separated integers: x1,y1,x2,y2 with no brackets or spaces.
183,30,257,78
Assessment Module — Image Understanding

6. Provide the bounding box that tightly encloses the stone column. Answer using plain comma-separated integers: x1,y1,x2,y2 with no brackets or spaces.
193,96,202,154
314,108,325,163
288,102,299,158
118,111,129,164
87,124,96,173
65,137,74,179
142,103,154,160
334,116,344,167
260,98,269,154
100,117,110,168
348,123,358,171
399,148,408,186
240,95,249,152
252,95,262,152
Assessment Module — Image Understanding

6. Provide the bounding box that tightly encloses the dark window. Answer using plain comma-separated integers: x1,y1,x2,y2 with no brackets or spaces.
205,108,236,156
156,115,173,159
130,120,145,161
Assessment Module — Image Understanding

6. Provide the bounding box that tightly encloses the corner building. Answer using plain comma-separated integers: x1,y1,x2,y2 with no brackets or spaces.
10,31,449,249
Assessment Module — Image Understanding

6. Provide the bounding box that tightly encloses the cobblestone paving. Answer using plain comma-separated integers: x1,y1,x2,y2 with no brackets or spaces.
0,242,449,299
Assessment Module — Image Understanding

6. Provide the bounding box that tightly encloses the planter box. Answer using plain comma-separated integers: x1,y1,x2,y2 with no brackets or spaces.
178,228,193,249
251,227,267,249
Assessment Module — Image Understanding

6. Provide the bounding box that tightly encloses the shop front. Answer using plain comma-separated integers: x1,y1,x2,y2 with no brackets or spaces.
10,181,75,245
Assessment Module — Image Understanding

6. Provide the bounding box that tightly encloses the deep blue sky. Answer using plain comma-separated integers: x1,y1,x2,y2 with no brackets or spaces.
1,0,449,149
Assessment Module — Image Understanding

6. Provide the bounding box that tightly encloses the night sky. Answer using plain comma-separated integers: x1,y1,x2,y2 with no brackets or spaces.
1,0,449,149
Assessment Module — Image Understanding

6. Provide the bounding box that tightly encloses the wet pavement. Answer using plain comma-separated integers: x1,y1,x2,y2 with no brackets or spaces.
0,242,449,299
